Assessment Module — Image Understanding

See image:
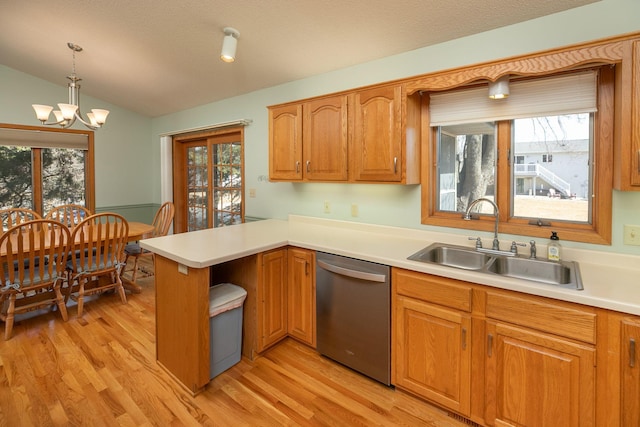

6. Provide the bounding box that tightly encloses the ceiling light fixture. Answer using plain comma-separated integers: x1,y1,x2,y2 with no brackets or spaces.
488,76,510,99
220,27,240,63
32,42,109,130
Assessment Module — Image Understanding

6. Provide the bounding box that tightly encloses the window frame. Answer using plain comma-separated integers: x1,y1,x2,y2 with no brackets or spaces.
420,66,614,245
0,123,95,215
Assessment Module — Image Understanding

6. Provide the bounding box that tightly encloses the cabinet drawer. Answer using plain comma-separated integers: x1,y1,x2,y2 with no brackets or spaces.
485,290,596,344
393,268,472,312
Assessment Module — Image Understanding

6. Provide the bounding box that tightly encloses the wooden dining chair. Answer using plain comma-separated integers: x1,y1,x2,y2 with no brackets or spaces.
45,204,92,229
0,219,71,340
66,213,129,317
123,202,175,282
0,208,42,233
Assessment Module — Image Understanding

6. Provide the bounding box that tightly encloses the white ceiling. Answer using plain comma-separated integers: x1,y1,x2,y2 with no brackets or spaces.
0,0,597,118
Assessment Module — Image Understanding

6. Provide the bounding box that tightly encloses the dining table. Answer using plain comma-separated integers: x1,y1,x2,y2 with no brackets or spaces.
0,220,155,293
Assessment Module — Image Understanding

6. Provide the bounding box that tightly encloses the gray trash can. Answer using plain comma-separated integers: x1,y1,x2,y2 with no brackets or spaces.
209,283,247,379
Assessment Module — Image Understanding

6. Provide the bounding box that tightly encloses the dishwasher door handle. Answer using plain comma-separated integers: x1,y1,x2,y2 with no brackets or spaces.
317,259,387,283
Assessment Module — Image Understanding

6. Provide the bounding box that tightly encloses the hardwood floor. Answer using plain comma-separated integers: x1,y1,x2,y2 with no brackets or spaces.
0,259,467,426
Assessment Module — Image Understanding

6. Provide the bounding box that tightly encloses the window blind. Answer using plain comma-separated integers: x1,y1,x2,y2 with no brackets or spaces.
0,128,89,150
429,71,597,126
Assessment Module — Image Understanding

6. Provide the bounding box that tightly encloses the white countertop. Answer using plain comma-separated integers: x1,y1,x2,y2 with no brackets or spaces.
141,215,640,316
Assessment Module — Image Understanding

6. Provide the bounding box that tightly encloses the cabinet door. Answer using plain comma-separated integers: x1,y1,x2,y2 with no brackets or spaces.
394,295,471,415
622,320,640,426
352,85,402,182
287,248,316,347
303,95,348,181
485,321,596,427
257,249,288,352
269,104,303,180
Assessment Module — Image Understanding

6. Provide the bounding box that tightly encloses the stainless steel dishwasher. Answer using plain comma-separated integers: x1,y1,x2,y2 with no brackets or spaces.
316,252,391,386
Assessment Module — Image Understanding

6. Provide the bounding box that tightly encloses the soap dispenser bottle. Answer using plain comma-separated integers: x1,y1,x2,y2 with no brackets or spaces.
547,231,562,262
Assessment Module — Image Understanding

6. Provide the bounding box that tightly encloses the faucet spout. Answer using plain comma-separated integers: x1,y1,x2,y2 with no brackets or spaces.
464,198,500,250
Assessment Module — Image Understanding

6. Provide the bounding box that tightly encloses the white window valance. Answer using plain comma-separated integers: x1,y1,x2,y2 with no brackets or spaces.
429,71,597,126
0,128,89,150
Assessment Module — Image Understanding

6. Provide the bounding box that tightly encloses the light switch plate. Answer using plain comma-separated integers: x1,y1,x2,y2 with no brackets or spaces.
623,225,640,246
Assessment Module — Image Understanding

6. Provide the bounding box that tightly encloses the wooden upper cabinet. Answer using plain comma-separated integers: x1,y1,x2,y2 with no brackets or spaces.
351,85,420,183
303,95,349,181
268,84,420,184
269,103,303,181
614,39,640,190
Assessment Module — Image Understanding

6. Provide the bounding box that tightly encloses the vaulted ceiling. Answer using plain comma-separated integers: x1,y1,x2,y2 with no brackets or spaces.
0,0,597,117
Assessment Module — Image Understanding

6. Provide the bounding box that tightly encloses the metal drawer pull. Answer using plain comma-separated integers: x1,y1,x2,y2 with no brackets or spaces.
631,338,636,368
306,160,310,173
393,157,397,174
487,334,493,358
462,328,467,350
296,161,300,173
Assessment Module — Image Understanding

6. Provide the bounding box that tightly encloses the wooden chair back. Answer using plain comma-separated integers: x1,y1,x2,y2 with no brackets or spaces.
0,208,42,233
151,202,175,238
70,213,129,277
45,204,92,229
0,219,71,340
67,213,129,316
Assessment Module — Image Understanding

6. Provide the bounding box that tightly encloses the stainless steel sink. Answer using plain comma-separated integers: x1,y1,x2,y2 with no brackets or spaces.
486,256,583,290
408,242,583,290
408,243,491,270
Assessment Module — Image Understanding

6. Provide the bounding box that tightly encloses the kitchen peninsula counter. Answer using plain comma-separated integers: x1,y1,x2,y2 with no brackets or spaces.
141,215,640,395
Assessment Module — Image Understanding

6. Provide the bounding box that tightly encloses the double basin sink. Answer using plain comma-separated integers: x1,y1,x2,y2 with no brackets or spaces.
408,242,583,290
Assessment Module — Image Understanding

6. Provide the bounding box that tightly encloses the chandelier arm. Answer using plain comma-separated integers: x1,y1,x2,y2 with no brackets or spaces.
73,111,100,130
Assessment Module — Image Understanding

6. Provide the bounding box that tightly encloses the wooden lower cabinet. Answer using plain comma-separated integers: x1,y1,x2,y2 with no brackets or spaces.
287,247,316,347
394,294,471,415
392,268,473,417
257,248,288,352
484,321,596,426
621,319,640,426
392,267,605,426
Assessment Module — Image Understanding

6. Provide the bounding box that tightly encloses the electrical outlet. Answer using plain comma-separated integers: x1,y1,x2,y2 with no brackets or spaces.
178,263,189,275
623,224,640,245
323,201,331,214
249,188,256,198
351,203,358,217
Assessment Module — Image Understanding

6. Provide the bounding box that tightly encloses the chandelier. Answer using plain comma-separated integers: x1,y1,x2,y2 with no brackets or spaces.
32,43,109,130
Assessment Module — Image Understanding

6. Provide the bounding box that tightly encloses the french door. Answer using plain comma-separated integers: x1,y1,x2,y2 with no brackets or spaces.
173,127,244,233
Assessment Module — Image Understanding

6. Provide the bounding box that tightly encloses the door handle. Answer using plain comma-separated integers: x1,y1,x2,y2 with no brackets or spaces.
462,328,467,350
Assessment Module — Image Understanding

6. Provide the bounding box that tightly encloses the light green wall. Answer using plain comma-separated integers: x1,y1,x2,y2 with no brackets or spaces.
2,0,640,254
